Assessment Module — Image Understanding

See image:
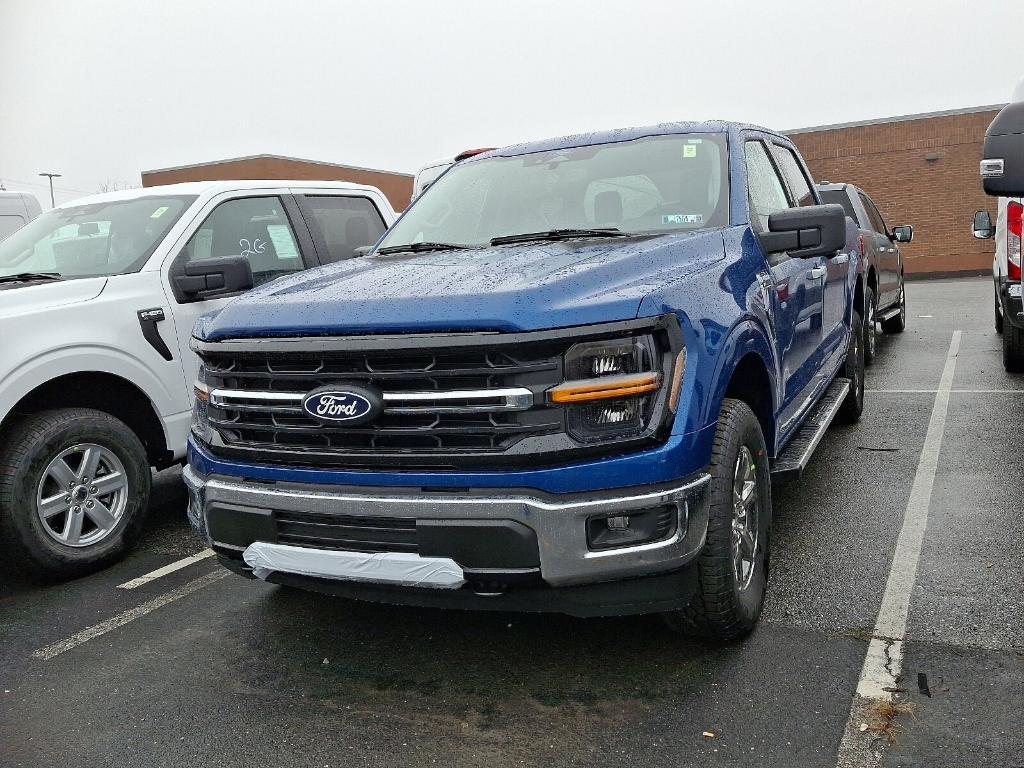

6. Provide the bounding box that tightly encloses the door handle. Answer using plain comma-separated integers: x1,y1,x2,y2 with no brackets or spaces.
807,267,826,279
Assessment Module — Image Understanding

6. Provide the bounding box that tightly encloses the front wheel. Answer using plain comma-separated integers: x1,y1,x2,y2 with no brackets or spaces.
0,408,151,578
662,399,771,642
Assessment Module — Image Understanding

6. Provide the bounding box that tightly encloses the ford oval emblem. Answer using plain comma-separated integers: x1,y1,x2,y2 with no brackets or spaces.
302,385,382,425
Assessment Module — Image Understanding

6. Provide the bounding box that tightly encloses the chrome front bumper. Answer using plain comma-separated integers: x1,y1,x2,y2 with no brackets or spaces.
184,466,710,588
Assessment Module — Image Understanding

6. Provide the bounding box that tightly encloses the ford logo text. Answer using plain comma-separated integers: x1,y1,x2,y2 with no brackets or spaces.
302,387,381,425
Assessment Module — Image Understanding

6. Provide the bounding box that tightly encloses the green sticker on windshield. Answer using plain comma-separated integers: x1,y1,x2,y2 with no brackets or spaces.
683,145,697,158
150,206,169,219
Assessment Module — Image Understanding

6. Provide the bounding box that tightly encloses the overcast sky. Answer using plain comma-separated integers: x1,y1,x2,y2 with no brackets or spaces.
1,0,1021,206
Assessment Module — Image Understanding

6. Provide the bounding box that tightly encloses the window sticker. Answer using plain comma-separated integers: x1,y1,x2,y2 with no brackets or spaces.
266,224,300,260
683,145,698,158
662,213,704,225
150,206,169,219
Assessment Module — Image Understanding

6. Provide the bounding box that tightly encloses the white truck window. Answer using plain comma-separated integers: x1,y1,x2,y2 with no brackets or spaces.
182,196,305,286
303,196,386,263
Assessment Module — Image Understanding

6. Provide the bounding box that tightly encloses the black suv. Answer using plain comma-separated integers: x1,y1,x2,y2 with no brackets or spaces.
817,183,913,363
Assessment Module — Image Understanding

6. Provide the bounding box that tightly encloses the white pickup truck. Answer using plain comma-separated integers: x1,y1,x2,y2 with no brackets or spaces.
0,180,397,576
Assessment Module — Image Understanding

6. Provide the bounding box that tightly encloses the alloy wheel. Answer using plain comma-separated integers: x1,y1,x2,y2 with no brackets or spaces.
731,445,760,591
35,443,129,547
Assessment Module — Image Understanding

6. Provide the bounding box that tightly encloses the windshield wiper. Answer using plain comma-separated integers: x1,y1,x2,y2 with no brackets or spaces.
489,228,630,246
377,241,472,255
0,272,62,284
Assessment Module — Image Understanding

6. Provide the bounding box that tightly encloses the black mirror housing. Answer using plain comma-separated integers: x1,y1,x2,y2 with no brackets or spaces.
174,255,254,302
762,204,847,259
891,225,914,243
972,210,995,239
982,102,1024,197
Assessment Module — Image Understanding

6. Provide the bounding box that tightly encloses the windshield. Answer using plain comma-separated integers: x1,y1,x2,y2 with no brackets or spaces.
381,132,729,250
0,195,195,279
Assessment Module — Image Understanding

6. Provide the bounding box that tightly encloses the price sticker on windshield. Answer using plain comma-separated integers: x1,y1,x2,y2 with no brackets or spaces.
683,145,697,158
150,206,169,219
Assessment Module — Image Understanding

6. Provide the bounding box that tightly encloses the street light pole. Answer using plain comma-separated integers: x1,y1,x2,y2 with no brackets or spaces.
38,172,62,207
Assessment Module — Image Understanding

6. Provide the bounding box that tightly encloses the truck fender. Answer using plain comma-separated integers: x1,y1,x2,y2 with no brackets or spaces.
703,319,779,455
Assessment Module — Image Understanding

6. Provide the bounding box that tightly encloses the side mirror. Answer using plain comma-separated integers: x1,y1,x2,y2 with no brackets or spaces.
173,255,254,301
762,204,846,259
982,101,1024,197
972,210,995,239
891,225,914,243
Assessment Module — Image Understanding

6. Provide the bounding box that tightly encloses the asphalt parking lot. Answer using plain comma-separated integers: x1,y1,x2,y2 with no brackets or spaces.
1,276,1022,768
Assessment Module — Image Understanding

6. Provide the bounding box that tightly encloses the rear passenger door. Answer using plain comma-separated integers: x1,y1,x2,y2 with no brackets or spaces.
859,191,898,306
293,192,389,265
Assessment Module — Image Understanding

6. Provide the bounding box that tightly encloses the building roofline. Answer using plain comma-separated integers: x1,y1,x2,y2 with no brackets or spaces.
142,153,412,178
785,104,1007,135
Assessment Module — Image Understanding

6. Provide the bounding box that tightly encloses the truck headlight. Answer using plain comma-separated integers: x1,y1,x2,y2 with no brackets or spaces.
549,335,666,443
192,364,214,444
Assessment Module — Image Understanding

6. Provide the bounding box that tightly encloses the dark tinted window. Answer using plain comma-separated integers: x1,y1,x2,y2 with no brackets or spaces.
304,195,386,263
772,145,816,207
858,192,888,235
744,140,790,232
182,196,305,287
818,189,858,221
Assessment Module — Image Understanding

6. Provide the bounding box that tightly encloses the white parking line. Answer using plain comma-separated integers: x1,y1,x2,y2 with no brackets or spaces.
117,549,215,589
868,388,1023,393
836,331,960,767
32,570,228,661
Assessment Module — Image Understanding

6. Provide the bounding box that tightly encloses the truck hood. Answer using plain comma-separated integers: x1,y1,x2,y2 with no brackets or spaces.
0,277,107,320
198,231,726,340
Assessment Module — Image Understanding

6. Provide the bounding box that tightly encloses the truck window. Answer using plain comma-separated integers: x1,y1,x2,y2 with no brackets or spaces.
817,189,859,222
0,196,194,279
181,196,305,287
858,191,888,235
380,132,729,249
771,145,816,207
301,195,387,263
744,140,791,232
0,214,25,240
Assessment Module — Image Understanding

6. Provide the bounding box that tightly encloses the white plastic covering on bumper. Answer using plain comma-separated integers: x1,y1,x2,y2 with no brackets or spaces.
242,542,466,589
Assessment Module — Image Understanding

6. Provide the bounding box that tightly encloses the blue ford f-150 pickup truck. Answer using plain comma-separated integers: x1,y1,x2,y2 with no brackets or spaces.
185,121,865,641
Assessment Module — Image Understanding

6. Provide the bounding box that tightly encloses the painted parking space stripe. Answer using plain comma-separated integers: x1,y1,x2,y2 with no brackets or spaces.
32,570,228,661
836,331,961,767
116,549,215,590
868,388,1023,393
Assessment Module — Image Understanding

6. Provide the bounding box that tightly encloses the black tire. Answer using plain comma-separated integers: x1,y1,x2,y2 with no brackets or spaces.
1003,322,1024,373
995,286,1004,334
880,283,906,334
839,309,865,423
0,408,151,578
864,286,877,366
662,399,771,642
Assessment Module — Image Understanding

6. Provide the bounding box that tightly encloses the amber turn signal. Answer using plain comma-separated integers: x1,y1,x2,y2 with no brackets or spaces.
549,372,661,403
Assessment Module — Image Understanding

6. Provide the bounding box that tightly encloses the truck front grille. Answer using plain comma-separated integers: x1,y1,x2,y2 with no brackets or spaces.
193,319,677,470
199,342,567,466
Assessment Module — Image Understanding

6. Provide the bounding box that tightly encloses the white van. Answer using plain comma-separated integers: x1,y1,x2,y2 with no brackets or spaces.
974,78,1024,370
0,191,42,240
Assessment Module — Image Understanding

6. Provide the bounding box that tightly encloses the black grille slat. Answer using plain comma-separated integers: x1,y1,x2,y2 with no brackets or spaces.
275,511,418,553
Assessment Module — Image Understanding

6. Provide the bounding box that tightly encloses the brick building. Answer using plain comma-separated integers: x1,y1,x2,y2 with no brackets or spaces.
788,105,1004,277
141,154,413,211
